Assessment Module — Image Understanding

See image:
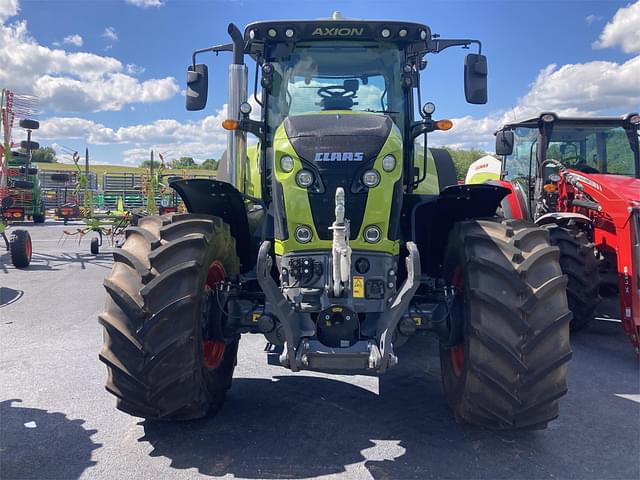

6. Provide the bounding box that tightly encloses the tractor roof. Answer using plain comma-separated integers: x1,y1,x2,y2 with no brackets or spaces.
243,17,431,54
499,112,640,131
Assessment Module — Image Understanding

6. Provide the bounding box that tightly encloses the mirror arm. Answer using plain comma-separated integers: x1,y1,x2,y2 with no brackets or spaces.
191,43,234,68
426,38,482,55
239,118,265,141
410,120,436,140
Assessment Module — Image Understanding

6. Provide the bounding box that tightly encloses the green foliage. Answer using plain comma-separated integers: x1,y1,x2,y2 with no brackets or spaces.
141,156,219,170
30,147,57,163
441,147,488,179
201,158,219,170
170,156,196,168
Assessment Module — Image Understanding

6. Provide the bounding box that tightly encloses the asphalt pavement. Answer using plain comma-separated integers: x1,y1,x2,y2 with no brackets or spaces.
1,222,639,480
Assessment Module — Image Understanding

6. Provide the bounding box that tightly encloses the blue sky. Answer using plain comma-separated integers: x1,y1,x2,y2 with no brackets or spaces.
1,0,638,165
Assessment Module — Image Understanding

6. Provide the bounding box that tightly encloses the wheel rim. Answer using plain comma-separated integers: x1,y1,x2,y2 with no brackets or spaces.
202,261,226,369
202,340,225,369
25,236,32,260
450,266,465,377
205,261,225,290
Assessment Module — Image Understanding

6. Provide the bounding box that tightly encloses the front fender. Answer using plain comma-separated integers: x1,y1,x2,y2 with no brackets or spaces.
535,212,592,228
170,178,256,273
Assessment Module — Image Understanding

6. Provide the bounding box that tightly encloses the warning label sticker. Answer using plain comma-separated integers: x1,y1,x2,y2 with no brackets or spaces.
353,276,365,298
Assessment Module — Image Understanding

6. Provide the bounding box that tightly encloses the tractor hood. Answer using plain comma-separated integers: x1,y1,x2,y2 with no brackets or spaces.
590,174,640,202
271,112,403,255
284,113,394,241
283,113,393,156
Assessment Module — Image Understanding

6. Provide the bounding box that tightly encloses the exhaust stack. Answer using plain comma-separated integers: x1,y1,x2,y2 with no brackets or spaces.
227,23,247,192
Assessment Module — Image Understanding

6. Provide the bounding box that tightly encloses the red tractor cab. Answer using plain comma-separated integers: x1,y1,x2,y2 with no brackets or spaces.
494,112,640,355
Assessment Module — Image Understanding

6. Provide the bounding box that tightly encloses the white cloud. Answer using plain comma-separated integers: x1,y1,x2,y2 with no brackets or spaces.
585,14,604,25
102,26,118,42
39,104,230,163
518,56,640,114
433,2,640,151
430,56,639,151
126,0,166,8
126,63,145,75
63,34,83,47
0,0,18,22
593,1,640,53
0,17,179,112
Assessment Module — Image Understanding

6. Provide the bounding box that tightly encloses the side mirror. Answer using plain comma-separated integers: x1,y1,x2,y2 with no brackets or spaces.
19,119,39,130
495,130,514,156
464,53,488,105
186,64,208,111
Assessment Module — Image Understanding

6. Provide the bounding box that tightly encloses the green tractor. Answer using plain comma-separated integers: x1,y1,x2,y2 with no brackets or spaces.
99,14,572,429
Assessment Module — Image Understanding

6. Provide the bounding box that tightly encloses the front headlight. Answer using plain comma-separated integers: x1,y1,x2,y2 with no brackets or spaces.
362,170,380,188
296,170,315,188
364,225,382,243
280,155,294,172
295,225,313,243
382,154,396,172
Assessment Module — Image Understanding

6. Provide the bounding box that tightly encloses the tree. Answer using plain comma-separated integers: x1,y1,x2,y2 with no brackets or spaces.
442,147,488,180
30,147,57,163
201,158,219,170
170,156,196,169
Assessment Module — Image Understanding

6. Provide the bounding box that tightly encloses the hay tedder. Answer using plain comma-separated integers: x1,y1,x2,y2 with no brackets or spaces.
99,14,572,429
1,89,41,268
488,113,640,355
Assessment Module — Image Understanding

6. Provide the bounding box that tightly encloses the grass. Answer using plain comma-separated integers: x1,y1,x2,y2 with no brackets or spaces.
35,162,216,178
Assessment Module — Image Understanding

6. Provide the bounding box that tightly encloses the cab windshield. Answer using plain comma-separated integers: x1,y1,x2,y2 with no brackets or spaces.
546,124,638,177
503,124,639,180
266,42,405,132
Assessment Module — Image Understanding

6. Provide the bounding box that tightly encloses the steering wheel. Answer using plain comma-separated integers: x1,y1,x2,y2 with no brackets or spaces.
317,85,357,99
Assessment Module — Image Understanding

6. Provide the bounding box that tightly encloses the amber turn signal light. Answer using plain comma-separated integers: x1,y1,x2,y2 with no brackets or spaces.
222,119,239,130
435,119,453,131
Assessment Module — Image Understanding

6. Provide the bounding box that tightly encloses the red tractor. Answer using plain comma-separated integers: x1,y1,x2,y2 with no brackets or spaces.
493,112,640,355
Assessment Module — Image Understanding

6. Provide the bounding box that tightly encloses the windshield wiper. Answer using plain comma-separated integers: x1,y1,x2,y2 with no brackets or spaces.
364,109,398,114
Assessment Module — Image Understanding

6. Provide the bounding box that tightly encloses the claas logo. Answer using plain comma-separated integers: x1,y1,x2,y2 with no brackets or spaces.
314,152,364,162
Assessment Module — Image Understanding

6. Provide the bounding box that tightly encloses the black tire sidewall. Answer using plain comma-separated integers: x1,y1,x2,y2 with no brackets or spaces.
10,230,32,268
90,237,99,254
439,225,471,413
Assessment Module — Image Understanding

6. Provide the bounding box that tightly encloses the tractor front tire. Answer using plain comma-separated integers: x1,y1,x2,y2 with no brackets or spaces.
99,213,240,420
545,225,600,331
9,229,32,268
440,219,572,430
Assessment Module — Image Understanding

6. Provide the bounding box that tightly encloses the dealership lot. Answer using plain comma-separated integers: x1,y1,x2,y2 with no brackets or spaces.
1,222,638,480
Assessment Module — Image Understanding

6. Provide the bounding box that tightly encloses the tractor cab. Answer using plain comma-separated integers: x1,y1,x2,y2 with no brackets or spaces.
495,112,640,219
